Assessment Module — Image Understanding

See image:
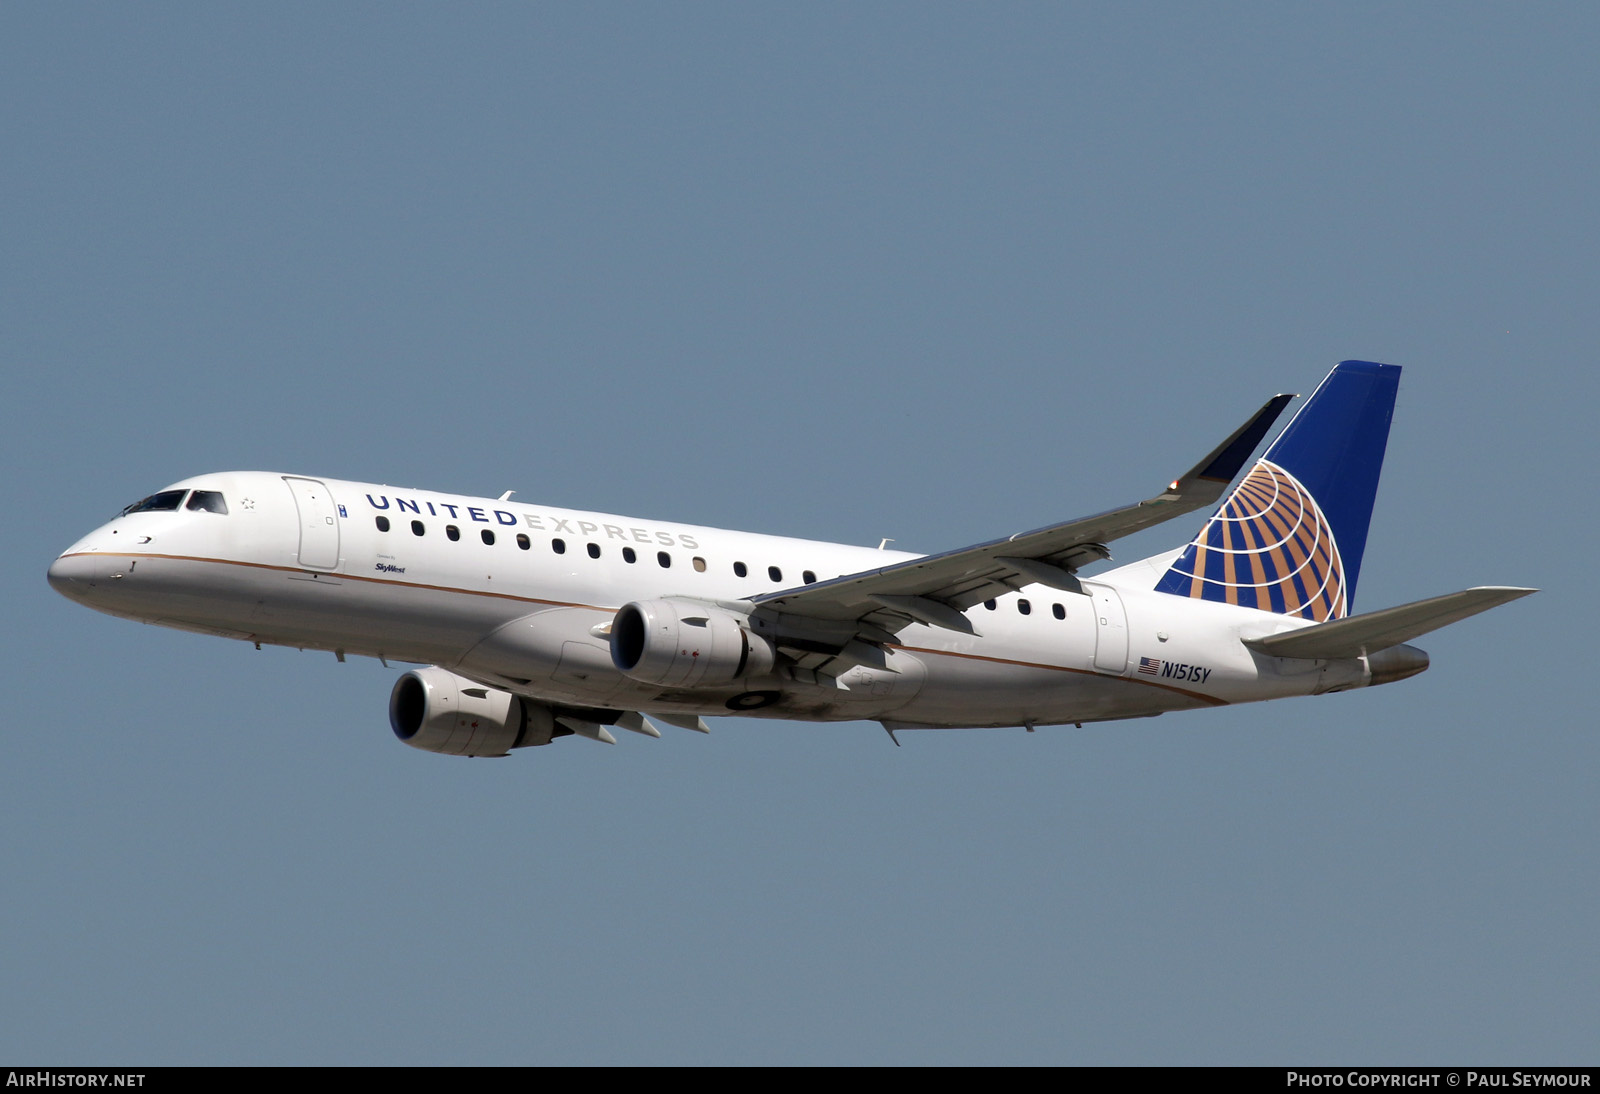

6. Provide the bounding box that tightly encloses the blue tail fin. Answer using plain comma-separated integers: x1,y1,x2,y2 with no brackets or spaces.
1153,360,1400,620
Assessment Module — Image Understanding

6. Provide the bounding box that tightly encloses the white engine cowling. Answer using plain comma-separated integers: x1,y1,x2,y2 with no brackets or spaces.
610,599,776,689
388,667,555,757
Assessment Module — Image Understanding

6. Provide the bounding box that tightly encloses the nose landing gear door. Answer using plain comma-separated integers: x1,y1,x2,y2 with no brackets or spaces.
284,477,341,570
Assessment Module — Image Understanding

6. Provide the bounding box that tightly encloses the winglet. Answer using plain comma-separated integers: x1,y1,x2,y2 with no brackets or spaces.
1166,393,1296,495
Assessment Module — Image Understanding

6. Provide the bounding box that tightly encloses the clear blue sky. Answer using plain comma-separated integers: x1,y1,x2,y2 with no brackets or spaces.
4,3,1593,1064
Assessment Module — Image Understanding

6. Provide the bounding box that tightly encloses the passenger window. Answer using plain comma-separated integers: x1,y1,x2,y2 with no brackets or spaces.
1018,599,1031,615
186,490,228,515
481,529,495,546
734,561,748,577
985,599,996,611
658,551,672,568
516,534,530,551
802,570,816,584
587,543,601,559
693,557,707,572
1052,603,1065,620
375,516,391,532
623,547,637,563
552,538,566,554
446,525,461,542
768,566,782,583
411,520,426,536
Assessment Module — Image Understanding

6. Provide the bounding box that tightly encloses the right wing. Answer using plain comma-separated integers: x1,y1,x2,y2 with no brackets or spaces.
749,392,1295,650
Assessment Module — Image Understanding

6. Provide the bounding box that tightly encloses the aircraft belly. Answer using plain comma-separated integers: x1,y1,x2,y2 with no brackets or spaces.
732,647,930,722
68,555,295,644
262,569,513,661
826,654,927,707
885,649,1209,728
461,611,936,718
97,555,519,664
458,607,634,700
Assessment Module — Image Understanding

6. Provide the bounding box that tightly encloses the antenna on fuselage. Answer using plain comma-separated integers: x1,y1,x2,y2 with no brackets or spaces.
878,538,894,550
498,490,515,501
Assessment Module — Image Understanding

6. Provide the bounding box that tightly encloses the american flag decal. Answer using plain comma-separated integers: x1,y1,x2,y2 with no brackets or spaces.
1137,657,1162,676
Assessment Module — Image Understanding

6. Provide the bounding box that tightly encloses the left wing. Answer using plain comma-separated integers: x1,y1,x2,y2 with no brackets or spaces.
749,392,1294,650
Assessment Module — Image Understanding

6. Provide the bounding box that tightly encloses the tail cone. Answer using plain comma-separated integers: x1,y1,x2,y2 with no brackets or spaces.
1367,643,1429,686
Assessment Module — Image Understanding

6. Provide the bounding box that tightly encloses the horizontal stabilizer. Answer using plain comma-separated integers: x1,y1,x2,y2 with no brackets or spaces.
1242,586,1536,660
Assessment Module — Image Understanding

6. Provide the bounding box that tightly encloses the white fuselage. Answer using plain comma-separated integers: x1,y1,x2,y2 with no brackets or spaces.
49,471,1377,732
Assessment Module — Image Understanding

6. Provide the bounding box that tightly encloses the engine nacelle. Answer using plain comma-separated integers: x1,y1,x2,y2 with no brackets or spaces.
388,667,555,757
610,599,776,689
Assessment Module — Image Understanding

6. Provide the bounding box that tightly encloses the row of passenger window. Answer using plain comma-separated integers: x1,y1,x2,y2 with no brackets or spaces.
984,597,1068,620
373,514,1072,617
374,515,818,584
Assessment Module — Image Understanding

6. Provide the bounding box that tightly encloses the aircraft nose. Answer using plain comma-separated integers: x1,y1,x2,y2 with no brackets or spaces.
47,552,99,600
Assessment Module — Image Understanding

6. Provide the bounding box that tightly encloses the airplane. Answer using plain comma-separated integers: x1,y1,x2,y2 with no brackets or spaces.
47,360,1534,756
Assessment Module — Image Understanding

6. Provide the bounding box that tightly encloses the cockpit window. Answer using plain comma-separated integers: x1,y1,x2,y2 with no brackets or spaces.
185,490,228,515
121,490,186,515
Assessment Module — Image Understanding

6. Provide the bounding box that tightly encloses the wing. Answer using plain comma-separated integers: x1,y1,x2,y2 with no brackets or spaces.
749,392,1295,653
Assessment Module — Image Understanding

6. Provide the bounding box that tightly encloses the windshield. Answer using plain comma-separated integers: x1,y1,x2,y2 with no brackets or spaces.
120,490,186,516
185,490,228,514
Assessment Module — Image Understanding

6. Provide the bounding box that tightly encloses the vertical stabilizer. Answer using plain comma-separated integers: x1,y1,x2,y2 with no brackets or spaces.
1153,360,1400,619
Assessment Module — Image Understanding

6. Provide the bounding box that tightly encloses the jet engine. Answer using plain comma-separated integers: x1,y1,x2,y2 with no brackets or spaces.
388,667,556,757
609,599,776,689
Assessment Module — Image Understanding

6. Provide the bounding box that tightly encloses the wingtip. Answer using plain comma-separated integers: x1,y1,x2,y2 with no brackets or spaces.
1180,390,1297,489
